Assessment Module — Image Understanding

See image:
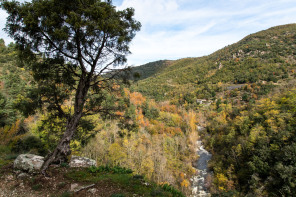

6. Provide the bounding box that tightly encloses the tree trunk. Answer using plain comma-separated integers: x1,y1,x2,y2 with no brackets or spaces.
40,114,81,174
41,75,90,175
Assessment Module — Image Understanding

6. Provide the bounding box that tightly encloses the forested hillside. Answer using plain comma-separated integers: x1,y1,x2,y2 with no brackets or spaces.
129,60,171,80
1,21,296,196
204,89,296,196
129,23,296,196
132,24,296,103
0,40,198,195
0,39,32,127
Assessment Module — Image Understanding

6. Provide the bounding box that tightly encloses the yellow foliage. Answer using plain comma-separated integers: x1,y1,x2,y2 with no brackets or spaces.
216,173,228,191
70,140,81,155
141,157,154,179
0,120,24,146
235,144,242,156
180,179,190,188
159,111,182,128
188,110,197,132
249,124,266,143
215,111,228,126
215,169,235,191
108,142,127,166
218,186,226,191
257,98,277,111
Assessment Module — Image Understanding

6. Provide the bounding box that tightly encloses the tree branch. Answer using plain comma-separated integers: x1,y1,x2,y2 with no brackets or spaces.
40,31,78,61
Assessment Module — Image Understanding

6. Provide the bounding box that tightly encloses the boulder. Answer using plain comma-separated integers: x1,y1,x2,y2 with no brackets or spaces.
14,154,44,173
69,156,96,168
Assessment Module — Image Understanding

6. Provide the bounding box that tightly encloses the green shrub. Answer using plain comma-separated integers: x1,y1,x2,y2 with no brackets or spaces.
60,191,71,197
57,182,67,189
11,136,47,156
0,145,11,156
0,158,11,168
60,162,69,168
161,184,185,197
31,184,42,191
88,165,133,174
150,188,164,196
133,175,144,180
4,153,18,160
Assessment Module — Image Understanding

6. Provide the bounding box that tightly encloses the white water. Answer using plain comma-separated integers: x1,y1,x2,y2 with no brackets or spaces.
190,139,212,197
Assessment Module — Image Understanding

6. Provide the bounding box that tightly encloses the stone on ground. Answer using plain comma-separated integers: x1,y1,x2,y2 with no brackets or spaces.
13,154,44,173
69,156,96,168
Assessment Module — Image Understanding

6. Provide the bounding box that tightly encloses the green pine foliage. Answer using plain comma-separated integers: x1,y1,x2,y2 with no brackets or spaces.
0,40,32,126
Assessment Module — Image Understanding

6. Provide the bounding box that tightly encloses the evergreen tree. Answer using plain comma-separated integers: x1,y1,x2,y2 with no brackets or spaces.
1,0,140,174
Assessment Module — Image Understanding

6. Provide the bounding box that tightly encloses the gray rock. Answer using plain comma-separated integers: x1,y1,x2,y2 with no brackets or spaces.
17,172,30,179
70,183,79,191
14,154,44,173
69,156,96,168
197,126,206,132
70,183,95,193
88,188,98,194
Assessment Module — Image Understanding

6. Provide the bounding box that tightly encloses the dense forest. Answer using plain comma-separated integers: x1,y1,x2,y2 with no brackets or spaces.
129,23,296,196
205,89,296,196
129,60,172,81
0,39,200,195
1,16,296,196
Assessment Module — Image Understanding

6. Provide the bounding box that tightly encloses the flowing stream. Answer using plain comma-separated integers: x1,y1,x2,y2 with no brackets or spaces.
191,127,212,197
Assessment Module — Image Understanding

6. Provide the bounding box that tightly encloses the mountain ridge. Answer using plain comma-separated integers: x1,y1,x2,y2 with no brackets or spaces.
131,23,296,102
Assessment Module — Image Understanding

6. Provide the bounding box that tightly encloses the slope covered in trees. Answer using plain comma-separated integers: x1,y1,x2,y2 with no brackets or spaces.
132,24,296,103
2,20,296,196
203,89,296,196
129,60,172,80
0,39,32,127
129,23,296,196
0,40,199,195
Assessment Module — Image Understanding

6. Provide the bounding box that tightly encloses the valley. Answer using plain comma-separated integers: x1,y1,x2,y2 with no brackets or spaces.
1,21,296,196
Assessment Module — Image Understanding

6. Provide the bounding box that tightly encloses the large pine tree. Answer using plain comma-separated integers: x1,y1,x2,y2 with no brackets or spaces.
1,0,141,173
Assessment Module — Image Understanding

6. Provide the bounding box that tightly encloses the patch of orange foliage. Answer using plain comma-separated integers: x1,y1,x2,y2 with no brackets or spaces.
160,102,178,113
115,111,124,117
136,109,145,125
130,92,146,106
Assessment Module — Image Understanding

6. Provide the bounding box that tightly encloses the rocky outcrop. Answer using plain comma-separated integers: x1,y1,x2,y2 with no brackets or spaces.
69,156,96,168
70,183,95,193
13,154,96,173
14,154,44,173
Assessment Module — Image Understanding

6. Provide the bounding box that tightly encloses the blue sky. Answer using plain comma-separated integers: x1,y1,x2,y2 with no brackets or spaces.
1,0,296,66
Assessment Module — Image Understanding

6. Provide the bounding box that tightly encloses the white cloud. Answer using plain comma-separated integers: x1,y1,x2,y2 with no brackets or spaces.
0,10,13,44
117,0,296,66
1,0,296,66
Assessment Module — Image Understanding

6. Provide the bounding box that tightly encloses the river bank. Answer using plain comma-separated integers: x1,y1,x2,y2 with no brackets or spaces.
191,126,212,197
